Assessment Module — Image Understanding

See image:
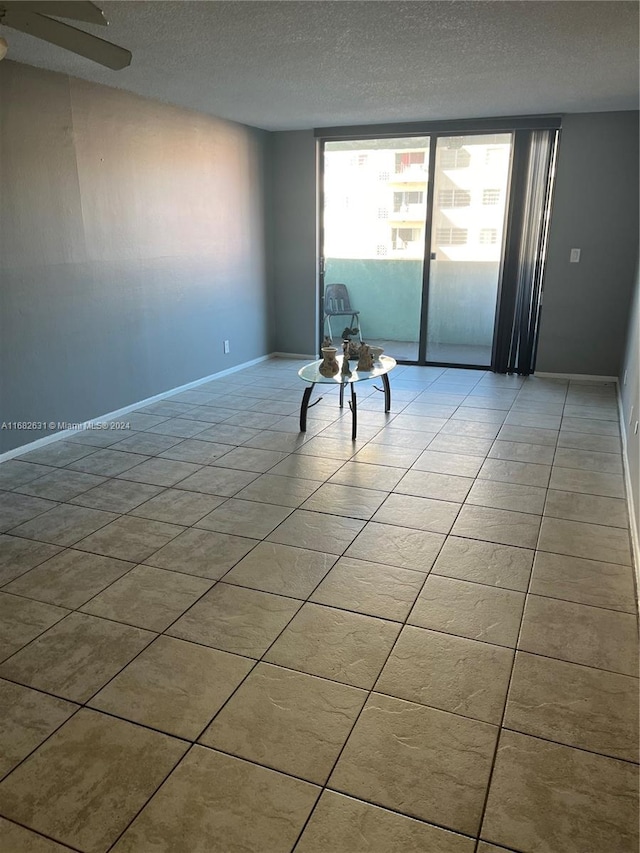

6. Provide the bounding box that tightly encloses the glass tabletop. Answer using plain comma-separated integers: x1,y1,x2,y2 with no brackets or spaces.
298,354,397,385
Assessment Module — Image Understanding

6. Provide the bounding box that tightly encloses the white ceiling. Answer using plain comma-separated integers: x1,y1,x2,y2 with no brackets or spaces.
3,0,639,131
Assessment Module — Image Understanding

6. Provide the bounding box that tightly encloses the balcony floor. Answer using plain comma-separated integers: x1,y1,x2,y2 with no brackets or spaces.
356,339,493,367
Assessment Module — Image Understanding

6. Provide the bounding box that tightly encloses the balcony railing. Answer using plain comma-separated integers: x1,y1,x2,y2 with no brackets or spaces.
325,256,499,348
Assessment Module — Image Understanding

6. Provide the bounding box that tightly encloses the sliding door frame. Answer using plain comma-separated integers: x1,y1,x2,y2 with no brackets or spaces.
419,129,515,369
317,115,561,370
416,133,437,365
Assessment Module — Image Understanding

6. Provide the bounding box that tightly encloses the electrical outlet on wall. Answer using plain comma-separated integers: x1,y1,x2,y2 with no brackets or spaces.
570,248,581,263
223,340,230,354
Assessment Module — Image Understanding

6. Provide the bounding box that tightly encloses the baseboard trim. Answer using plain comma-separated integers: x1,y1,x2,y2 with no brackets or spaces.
270,352,317,360
534,372,618,382
0,354,272,463
617,388,640,609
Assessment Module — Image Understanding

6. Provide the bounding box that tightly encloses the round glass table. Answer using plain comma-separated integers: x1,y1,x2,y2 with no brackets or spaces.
297,354,397,440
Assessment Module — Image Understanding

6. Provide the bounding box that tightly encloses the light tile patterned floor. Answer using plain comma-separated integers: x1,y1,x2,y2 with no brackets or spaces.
0,360,638,853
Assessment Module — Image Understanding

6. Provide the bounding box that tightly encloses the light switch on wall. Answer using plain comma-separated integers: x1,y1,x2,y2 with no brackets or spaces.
570,248,581,263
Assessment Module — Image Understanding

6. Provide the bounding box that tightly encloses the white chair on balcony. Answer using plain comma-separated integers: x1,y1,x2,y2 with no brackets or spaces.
323,283,363,343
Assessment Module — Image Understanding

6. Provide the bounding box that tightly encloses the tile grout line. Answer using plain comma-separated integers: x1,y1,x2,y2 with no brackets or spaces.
0,814,83,852
0,387,348,849
100,430,439,851
473,380,582,850
288,537,454,852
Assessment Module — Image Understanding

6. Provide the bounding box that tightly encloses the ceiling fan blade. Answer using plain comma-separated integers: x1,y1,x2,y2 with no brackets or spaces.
0,2,107,26
2,10,131,69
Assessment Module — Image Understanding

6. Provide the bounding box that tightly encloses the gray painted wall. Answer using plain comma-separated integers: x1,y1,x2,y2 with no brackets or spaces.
270,130,318,355
270,114,640,376
620,258,639,556
536,111,639,375
0,61,271,454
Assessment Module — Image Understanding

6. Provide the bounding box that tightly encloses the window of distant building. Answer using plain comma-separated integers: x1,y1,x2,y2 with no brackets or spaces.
482,188,501,205
392,227,421,248
395,151,426,173
438,189,471,208
436,227,468,245
480,228,498,244
393,191,425,212
440,149,471,169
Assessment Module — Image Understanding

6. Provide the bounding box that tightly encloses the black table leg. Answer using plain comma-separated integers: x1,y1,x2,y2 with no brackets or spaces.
381,373,391,413
299,383,315,432
339,383,344,409
349,384,357,440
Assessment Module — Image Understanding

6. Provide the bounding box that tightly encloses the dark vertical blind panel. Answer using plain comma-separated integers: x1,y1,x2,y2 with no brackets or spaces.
494,129,559,374
527,131,559,372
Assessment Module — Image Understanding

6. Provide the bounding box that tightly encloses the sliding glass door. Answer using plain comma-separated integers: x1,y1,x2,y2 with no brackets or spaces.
426,134,513,365
321,125,555,371
322,137,430,362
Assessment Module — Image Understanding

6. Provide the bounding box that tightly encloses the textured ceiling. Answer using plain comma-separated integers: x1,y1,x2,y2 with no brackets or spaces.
2,0,638,130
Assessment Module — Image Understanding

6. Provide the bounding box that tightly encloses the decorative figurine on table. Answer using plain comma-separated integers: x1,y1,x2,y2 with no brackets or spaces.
357,343,374,372
319,341,339,377
341,339,352,378
341,326,359,341
341,326,361,359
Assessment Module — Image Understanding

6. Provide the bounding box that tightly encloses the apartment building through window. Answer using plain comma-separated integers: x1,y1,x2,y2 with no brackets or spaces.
435,227,468,245
438,188,472,207
392,226,422,249
393,191,425,212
